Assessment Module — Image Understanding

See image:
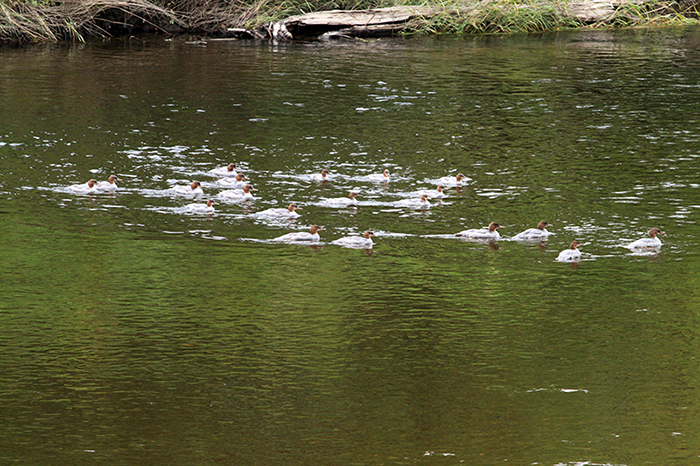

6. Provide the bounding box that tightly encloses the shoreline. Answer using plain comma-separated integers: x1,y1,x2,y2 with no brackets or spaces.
0,0,698,43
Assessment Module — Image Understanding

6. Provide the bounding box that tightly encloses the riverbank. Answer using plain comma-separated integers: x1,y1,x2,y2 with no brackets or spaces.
0,0,698,43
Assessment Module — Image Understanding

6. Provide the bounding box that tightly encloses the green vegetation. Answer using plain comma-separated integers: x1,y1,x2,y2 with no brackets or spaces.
0,0,697,42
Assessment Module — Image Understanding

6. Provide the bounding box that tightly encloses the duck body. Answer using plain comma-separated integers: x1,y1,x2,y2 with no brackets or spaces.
274,225,325,242
309,169,331,182
320,192,360,207
395,194,430,209
367,169,390,182
217,173,249,188
331,231,374,249
218,190,254,201
513,221,552,241
557,241,582,262
69,179,99,194
210,163,238,177
456,222,503,240
418,185,446,199
172,181,203,197
256,204,302,218
185,199,218,213
217,179,247,189
437,173,470,186
96,175,122,191
217,184,257,201
627,228,664,249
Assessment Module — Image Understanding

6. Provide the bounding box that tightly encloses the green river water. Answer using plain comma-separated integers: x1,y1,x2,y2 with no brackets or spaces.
2,27,700,465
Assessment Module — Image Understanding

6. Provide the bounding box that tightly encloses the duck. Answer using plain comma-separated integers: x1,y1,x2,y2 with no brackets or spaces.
395,194,430,209
217,184,257,201
438,173,470,186
172,181,204,197
256,203,302,218
513,221,553,241
331,230,375,249
274,225,325,242
627,228,664,249
418,184,446,199
96,175,122,191
320,192,361,207
185,199,219,213
211,163,238,177
69,179,99,194
367,169,391,182
217,173,249,188
455,222,503,240
309,169,331,182
557,241,582,262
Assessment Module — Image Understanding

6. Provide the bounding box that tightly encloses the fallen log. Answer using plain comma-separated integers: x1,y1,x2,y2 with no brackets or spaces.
268,1,670,41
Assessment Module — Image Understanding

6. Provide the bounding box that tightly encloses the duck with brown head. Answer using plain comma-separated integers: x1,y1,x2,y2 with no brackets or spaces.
418,184,446,199
211,163,238,177
437,173,471,186
627,228,664,249
455,222,503,240
171,180,203,197
319,192,361,208
69,179,99,194
513,221,553,241
395,194,430,209
308,169,331,182
185,199,219,213
217,184,257,201
256,203,302,218
274,225,325,242
331,230,375,249
96,175,123,191
556,241,582,262
368,169,391,182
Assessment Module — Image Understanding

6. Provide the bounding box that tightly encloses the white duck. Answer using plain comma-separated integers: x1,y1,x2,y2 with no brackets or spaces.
211,163,238,177
395,194,430,209
69,179,99,194
455,222,503,240
185,199,219,213
513,221,553,241
96,175,122,191
217,173,249,188
309,169,331,182
320,192,361,207
367,169,391,182
438,173,470,186
256,203,302,218
172,181,204,197
274,225,325,242
218,184,257,201
627,228,664,249
331,230,375,249
418,184,446,199
557,241,582,262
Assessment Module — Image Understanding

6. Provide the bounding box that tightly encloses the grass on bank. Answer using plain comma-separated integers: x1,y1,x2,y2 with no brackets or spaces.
0,0,698,42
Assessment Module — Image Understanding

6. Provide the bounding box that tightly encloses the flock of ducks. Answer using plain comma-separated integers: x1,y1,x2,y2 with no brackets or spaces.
67,164,666,261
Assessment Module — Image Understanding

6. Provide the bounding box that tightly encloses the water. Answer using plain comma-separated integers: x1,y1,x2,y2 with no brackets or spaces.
2,27,700,465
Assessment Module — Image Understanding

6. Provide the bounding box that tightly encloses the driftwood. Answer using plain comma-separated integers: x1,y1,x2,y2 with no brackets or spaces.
267,1,662,41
